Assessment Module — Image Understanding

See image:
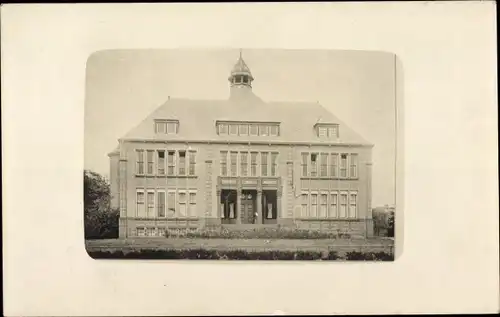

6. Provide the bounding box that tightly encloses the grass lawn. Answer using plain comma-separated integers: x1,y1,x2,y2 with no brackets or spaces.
85,237,395,254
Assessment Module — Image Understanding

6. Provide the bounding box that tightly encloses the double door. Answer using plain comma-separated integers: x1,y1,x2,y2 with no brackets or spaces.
240,198,256,224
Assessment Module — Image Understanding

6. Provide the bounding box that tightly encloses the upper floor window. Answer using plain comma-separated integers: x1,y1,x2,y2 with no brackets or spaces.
155,119,179,135
301,152,358,179
216,121,280,137
135,148,197,177
315,123,339,138
219,150,279,177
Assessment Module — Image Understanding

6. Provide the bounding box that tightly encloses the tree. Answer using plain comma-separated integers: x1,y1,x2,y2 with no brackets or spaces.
84,170,119,239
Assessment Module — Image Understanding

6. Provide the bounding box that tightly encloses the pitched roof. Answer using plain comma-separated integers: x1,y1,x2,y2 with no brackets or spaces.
119,92,372,146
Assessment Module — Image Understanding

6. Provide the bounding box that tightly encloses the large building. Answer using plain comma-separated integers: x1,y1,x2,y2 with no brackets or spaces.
109,52,374,238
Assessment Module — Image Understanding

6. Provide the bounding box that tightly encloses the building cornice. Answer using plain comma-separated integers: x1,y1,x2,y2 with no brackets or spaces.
119,138,374,148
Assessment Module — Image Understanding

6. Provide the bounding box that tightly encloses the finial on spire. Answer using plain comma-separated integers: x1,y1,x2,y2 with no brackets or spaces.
239,48,242,59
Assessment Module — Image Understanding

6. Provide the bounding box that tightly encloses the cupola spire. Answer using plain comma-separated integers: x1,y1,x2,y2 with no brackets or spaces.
228,49,254,88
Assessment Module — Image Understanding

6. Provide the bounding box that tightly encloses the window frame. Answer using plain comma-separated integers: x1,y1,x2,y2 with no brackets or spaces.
349,191,357,219
188,150,196,176
178,150,187,176
167,151,176,176
188,191,197,218
177,190,188,218
261,152,269,176
329,191,338,218
136,189,145,218
157,150,166,175
136,149,145,175
166,121,179,135
250,152,258,176
146,189,155,218
349,154,358,179
155,121,167,134
167,190,177,218
157,190,166,218
220,151,228,176
240,152,249,176
301,153,308,177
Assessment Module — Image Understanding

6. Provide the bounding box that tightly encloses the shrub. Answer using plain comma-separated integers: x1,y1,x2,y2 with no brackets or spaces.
344,251,394,261
88,248,346,260
180,227,346,240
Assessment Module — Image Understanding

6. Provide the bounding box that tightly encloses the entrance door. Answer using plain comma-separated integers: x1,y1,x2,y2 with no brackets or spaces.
240,191,256,224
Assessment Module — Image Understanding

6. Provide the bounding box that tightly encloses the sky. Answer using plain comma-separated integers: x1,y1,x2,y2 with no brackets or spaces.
84,48,397,207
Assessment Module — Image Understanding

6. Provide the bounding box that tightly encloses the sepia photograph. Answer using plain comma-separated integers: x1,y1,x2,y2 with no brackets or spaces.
3,2,498,316
84,48,400,260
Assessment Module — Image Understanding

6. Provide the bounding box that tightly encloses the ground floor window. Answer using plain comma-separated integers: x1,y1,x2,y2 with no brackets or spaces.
299,190,358,219
135,188,197,218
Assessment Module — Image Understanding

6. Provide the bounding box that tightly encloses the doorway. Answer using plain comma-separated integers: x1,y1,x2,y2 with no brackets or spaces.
240,190,257,224
262,190,278,224
220,189,237,224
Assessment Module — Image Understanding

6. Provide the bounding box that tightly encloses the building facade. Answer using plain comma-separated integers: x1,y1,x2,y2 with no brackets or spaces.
109,52,374,238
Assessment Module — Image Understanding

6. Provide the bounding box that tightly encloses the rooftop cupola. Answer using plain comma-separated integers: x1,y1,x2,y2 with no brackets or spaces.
228,50,255,99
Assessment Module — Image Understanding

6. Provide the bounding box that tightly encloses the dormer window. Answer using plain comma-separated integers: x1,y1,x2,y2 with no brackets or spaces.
155,119,179,135
315,123,339,138
217,120,280,137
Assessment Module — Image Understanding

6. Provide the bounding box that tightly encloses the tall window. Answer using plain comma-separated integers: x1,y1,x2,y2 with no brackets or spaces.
147,191,155,218
340,154,348,178
188,151,196,176
178,192,187,217
178,151,186,176
189,192,197,218
349,192,357,218
301,193,309,217
136,191,145,217
320,193,328,218
261,152,268,176
340,193,348,218
251,152,258,176
136,150,144,175
240,152,248,176
157,150,165,175
330,153,338,178
220,151,228,176
146,150,154,175
349,154,358,178
271,153,278,176
310,153,318,177
329,192,338,218
230,152,238,177
167,191,176,217
166,121,178,134
157,191,166,217
301,153,308,176
167,151,175,176
320,153,328,177
310,193,318,217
